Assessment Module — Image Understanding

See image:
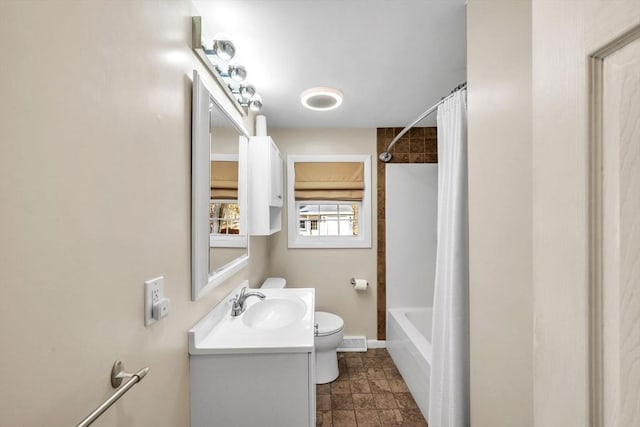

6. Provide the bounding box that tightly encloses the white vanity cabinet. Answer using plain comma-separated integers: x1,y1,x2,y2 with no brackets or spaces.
190,352,316,427
248,136,283,235
189,285,316,427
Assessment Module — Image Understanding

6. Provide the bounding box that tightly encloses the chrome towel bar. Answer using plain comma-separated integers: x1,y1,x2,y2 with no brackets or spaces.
76,360,149,427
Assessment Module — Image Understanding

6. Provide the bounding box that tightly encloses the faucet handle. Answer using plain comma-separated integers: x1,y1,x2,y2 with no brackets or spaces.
239,287,247,298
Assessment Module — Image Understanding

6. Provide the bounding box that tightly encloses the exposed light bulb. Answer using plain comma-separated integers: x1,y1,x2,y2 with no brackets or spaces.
249,94,262,112
249,99,263,112
240,85,255,100
212,39,235,61
228,65,247,82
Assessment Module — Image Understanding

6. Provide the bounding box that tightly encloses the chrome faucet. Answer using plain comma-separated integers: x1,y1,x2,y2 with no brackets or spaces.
230,286,266,316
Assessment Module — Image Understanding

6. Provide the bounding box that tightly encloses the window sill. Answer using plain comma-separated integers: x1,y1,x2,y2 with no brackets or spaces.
288,238,371,249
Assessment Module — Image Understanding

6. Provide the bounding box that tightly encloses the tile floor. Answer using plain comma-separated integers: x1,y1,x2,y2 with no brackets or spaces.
316,349,428,426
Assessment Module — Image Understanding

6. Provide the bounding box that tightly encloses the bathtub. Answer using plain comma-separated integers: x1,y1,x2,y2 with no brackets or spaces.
387,307,432,421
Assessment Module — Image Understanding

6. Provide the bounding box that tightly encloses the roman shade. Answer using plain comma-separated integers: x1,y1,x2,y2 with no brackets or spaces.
210,161,238,199
294,162,364,201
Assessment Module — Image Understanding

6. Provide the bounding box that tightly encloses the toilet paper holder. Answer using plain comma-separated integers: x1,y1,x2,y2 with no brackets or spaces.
350,278,368,287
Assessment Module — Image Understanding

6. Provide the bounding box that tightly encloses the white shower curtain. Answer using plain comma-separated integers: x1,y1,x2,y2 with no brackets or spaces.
429,89,469,427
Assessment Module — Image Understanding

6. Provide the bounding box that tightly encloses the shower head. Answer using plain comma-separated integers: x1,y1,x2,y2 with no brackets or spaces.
378,152,392,162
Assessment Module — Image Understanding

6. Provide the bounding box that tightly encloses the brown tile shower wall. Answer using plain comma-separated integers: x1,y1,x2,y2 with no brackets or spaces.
376,127,437,340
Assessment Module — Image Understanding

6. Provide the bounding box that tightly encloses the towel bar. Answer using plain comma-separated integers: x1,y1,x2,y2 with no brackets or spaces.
76,360,149,427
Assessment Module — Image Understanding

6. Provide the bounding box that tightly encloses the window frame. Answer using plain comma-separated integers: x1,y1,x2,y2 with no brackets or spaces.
287,154,372,249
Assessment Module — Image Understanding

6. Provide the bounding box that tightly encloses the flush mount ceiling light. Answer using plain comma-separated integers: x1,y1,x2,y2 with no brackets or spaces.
300,87,343,111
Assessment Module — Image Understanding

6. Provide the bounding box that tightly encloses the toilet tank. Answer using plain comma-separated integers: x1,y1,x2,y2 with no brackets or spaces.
261,277,287,289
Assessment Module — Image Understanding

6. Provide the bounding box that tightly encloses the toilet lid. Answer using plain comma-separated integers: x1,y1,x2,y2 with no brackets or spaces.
315,311,344,336
261,277,286,289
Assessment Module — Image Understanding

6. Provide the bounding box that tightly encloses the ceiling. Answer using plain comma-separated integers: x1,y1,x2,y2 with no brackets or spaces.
193,0,467,128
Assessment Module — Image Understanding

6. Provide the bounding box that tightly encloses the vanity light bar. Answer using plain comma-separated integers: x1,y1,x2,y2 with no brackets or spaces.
204,37,261,112
191,16,262,115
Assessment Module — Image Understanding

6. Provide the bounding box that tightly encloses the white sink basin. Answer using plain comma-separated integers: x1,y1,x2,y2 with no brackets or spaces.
188,285,315,355
242,297,306,329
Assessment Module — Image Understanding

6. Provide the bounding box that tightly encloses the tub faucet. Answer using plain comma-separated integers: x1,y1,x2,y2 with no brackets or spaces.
230,286,266,316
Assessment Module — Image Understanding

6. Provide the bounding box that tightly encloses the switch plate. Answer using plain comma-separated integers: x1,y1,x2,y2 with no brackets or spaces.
144,276,165,326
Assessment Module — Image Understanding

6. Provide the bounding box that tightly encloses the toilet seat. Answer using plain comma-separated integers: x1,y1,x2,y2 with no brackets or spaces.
315,311,344,337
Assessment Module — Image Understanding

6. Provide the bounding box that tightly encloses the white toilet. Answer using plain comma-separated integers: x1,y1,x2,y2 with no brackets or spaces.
261,278,345,384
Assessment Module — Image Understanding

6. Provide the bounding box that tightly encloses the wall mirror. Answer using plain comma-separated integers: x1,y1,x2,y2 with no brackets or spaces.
192,70,249,300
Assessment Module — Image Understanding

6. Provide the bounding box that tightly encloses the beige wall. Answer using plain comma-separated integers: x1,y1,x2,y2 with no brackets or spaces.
266,128,378,338
0,1,267,426
467,1,533,426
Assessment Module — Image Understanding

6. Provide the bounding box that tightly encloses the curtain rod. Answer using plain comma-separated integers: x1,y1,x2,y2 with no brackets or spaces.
378,82,467,163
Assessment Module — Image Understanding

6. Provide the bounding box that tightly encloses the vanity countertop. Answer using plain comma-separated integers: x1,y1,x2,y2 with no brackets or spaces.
189,284,315,355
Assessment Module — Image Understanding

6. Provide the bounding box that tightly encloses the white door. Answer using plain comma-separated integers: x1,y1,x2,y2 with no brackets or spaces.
532,2,640,426
600,32,640,427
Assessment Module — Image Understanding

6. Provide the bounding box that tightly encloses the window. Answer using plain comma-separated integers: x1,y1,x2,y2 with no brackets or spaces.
287,155,372,248
209,201,240,235
210,158,245,247
297,203,358,236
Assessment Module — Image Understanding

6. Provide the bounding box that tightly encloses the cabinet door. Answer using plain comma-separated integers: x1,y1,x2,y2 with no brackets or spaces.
269,141,284,207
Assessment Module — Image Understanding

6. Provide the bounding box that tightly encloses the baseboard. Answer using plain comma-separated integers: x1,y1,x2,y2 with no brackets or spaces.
366,339,386,349
337,336,367,352
337,337,387,352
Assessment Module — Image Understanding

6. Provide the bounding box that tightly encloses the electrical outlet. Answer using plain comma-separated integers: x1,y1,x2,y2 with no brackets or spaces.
144,276,165,326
